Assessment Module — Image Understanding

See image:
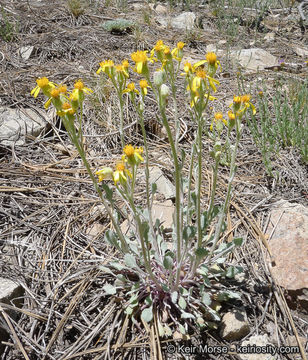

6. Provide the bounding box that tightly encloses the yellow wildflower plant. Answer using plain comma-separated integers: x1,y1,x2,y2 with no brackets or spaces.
205,52,221,75
96,59,115,78
123,144,144,166
69,80,93,107
123,82,139,95
56,101,76,120
96,167,114,182
171,41,186,62
31,77,56,99
139,79,149,96
151,40,166,62
131,50,152,75
113,161,132,185
230,94,256,117
210,112,227,131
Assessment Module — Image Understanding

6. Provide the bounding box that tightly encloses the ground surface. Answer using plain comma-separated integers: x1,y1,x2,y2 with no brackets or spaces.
0,0,307,359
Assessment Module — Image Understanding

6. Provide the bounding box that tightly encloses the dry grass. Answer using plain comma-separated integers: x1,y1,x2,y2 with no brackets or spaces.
0,0,307,359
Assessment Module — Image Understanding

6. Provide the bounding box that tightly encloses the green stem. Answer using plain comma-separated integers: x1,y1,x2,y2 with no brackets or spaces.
206,117,241,264
126,194,163,290
71,132,129,253
159,107,182,291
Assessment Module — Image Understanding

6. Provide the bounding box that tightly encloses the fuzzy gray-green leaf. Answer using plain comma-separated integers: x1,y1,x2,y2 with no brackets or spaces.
141,307,153,322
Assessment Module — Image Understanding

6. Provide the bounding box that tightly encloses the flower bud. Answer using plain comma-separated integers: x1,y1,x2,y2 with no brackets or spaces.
160,84,170,98
153,70,166,87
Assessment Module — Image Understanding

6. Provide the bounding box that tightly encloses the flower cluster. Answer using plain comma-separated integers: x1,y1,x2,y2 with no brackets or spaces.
182,53,220,109
96,145,143,186
31,77,92,120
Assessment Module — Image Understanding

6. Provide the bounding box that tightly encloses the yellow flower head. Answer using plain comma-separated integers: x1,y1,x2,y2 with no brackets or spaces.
140,79,149,96
177,41,185,50
96,167,113,182
172,41,186,61
58,85,67,93
62,102,71,110
74,80,84,90
113,161,132,185
71,80,93,105
210,112,227,131
241,94,251,103
50,88,60,98
206,52,217,66
154,40,165,52
97,60,115,77
123,144,135,157
116,162,125,172
196,69,207,79
228,110,235,120
214,112,223,120
57,101,75,118
36,77,49,88
123,82,139,95
233,96,242,104
122,59,129,68
123,144,144,166
31,77,55,98
131,50,150,75
205,52,220,75
164,46,171,55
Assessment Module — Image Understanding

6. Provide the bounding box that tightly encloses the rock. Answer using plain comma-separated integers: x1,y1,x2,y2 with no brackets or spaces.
264,32,275,41
121,200,175,234
151,200,174,229
0,278,23,305
231,48,279,72
238,334,277,360
86,222,105,238
267,200,308,290
19,45,34,60
149,166,175,199
154,4,168,14
220,309,250,340
157,12,196,30
266,200,308,313
294,46,308,58
0,278,24,350
0,107,50,146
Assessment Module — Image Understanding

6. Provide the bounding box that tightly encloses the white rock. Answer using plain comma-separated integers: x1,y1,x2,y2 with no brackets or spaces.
0,278,23,304
0,107,49,146
220,309,250,340
264,32,275,41
19,45,34,60
149,166,175,199
294,46,308,57
238,334,278,360
231,48,279,72
157,12,196,30
154,4,168,14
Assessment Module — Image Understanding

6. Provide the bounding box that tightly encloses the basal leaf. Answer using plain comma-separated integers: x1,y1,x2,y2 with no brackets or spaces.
163,255,173,270
181,311,195,319
178,296,187,310
141,307,153,322
124,253,137,268
103,283,117,295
